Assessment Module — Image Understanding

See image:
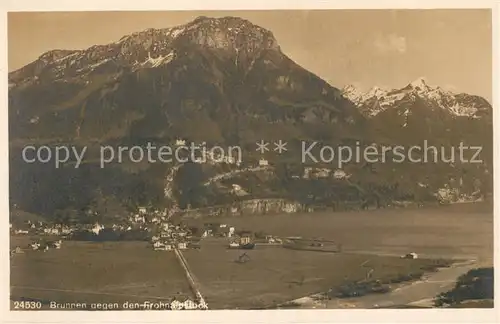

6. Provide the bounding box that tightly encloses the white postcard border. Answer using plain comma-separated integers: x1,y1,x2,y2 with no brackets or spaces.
0,1,498,323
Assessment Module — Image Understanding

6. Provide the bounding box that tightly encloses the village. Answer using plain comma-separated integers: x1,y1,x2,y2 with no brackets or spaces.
9,205,285,255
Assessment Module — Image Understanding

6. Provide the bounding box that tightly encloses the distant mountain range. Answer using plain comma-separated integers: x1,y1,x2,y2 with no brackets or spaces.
8,16,493,222
342,78,491,119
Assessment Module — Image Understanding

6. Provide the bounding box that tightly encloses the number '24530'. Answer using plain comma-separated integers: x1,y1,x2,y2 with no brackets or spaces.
13,301,42,310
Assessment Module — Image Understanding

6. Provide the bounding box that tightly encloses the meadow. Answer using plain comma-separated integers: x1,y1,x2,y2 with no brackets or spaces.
10,241,191,308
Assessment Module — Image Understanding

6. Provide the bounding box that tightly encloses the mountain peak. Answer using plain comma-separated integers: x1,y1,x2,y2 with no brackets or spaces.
117,15,278,50
9,16,282,85
365,86,386,98
342,85,387,106
409,77,430,91
179,15,280,51
343,79,490,119
341,84,364,102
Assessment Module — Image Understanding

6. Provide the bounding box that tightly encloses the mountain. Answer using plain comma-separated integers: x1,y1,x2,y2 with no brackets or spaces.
8,16,492,222
342,77,491,119
9,16,363,144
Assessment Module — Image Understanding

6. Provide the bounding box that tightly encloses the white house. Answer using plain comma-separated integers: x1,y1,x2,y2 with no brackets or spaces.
53,240,62,249
258,158,269,166
15,229,29,235
333,169,347,180
178,242,187,250
49,228,60,235
91,223,104,235
408,252,418,259
138,207,147,215
401,252,419,259
175,139,186,146
283,203,298,213
31,242,41,250
315,168,331,178
153,241,166,250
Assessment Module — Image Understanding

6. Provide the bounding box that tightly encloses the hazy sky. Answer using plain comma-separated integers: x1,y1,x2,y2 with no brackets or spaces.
8,10,492,99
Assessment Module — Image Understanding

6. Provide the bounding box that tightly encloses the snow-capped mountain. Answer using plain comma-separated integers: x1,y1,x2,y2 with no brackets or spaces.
342,77,491,119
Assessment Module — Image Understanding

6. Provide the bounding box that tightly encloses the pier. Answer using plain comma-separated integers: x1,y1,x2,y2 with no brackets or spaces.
173,248,208,309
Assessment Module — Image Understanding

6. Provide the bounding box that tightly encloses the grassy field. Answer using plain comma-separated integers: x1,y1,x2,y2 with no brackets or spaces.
10,237,443,310
183,241,446,309
10,241,192,308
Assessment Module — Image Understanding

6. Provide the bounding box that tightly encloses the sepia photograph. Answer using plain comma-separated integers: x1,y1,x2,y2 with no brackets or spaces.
5,4,495,319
